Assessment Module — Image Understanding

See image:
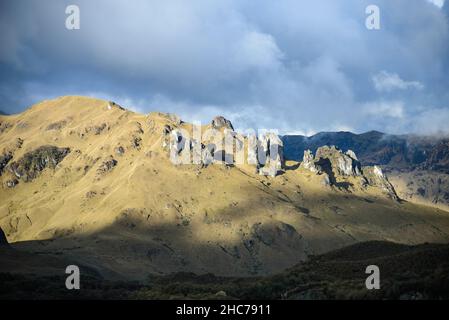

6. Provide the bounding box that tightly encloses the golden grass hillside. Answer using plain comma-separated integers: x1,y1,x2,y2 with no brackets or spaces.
1,96,449,280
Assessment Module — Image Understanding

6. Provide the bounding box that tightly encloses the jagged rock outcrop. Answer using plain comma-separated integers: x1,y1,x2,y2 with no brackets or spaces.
363,165,399,200
300,150,318,173
211,116,234,130
315,146,361,176
162,115,284,176
7,145,70,182
301,147,398,199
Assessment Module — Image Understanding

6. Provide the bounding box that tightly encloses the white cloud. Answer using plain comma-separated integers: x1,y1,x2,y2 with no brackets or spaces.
407,107,449,135
362,100,405,119
372,71,424,92
233,31,284,71
283,129,317,137
427,0,445,8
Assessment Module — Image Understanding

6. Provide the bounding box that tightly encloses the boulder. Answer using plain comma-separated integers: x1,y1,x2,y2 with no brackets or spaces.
115,146,125,155
5,179,18,188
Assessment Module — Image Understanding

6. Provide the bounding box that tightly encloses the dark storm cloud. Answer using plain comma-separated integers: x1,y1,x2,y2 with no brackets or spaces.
0,0,448,134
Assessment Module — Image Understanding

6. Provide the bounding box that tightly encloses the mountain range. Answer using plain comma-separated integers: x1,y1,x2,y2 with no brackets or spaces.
1,96,449,298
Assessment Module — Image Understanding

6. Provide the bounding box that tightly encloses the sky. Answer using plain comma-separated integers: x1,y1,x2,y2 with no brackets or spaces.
1,0,449,135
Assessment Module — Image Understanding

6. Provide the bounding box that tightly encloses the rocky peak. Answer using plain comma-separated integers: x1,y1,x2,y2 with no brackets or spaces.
211,116,234,130
301,147,398,199
315,145,362,176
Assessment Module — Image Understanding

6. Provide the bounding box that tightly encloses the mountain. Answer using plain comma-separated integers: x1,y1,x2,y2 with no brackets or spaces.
1,96,449,283
283,131,449,211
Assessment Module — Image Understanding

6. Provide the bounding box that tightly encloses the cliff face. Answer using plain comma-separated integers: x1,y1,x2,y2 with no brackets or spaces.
1,96,449,280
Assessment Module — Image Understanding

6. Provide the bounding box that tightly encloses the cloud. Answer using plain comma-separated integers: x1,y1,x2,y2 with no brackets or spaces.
427,0,445,8
362,100,405,119
0,0,449,135
372,71,424,92
408,107,449,135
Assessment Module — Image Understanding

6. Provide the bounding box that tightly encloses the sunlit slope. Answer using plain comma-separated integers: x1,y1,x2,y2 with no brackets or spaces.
1,96,449,279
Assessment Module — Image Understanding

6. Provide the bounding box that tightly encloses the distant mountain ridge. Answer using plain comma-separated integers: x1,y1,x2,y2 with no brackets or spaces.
282,131,449,173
